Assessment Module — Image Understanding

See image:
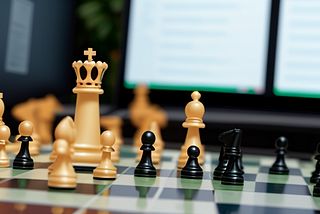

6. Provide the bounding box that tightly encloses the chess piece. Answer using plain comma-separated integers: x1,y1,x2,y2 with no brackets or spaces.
0,93,4,126
93,131,117,180
134,131,157,177
220,129,244,186
311,143,320,183
178,91,205,168
181,146,203,179
0,125,10,167
135,121,165,164
50,116,76,161
72,48,108,163
269,136,289,175
37,94,63,144
100,116,124,162
13,121,34,170
213,144,228,180
48,139,76,189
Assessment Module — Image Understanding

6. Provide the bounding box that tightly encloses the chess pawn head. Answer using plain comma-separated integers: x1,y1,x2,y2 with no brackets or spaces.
18,121,34,136
0,125,10,143
187,145,200,159
100,131,115,152
183,91,205,128
72,48,108,92
140,131,155,151
275,136,288,150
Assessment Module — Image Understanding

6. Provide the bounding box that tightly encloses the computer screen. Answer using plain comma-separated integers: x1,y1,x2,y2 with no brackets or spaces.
117,0,320,114
274,0,320,99
124,0,271,95
0,0,76,107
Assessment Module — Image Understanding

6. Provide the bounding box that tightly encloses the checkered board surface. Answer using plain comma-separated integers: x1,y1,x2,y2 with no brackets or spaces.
1,145,320,214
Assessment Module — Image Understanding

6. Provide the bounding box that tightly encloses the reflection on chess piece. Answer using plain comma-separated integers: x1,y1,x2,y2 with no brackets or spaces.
0,125,10,167
93,131,117,180
13,121,34,170
48,139,76,189
178,91,205,168
51,206,64,214
72,48,108,163
100,116,124,162
50,116,76,161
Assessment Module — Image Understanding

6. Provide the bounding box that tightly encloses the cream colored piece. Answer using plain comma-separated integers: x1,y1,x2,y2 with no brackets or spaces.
0,125,10,167
93,130,117,180
0,93,4,126
177,91,205,168
100,116,123,162
136,121,164,164
72,48,108,163
48,139,76,189
50,116,76,161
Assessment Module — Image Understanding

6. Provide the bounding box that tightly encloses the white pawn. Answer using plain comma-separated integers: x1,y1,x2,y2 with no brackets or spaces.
48,139,76,189
93,131,117,180
0,125,10,167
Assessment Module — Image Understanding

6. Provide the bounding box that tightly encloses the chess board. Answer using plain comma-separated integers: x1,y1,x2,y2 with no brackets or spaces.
1,144,320,214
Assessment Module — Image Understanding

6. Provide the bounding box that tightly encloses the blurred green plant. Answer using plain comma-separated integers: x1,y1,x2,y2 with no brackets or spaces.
75,0,124,104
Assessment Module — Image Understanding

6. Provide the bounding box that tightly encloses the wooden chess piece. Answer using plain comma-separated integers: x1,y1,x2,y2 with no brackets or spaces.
0,93,4,126
37,94,63,144
13,121,34,170
269,136,289,175
134,131,157,177
72,48,108,163
181,145,203,179
93,130,117,180
178,91,205,168
0,125,10,167
48,138,77,189
50,116,76,161
135,121,164,164
220,129,244,186
100,116,124,162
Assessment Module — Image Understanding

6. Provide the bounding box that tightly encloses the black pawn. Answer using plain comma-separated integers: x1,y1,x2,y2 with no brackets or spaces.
181,146,203,179
311,143,320,183
269,136,289,175
13,121,34,170
134,131,157,177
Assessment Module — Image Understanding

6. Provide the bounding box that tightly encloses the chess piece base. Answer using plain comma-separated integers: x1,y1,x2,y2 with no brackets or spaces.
48,175,77,189
134,166,156,178
93,168,117,180
13,157,34,170
0,159,9,167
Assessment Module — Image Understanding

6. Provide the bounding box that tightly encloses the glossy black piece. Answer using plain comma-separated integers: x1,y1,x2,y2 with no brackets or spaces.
181,146,203,179
13,136,34,170
134,131,156,177
311,143,320,183
219,129,244,186
313,179,320,197
269,136,289,175
213,145,228,180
